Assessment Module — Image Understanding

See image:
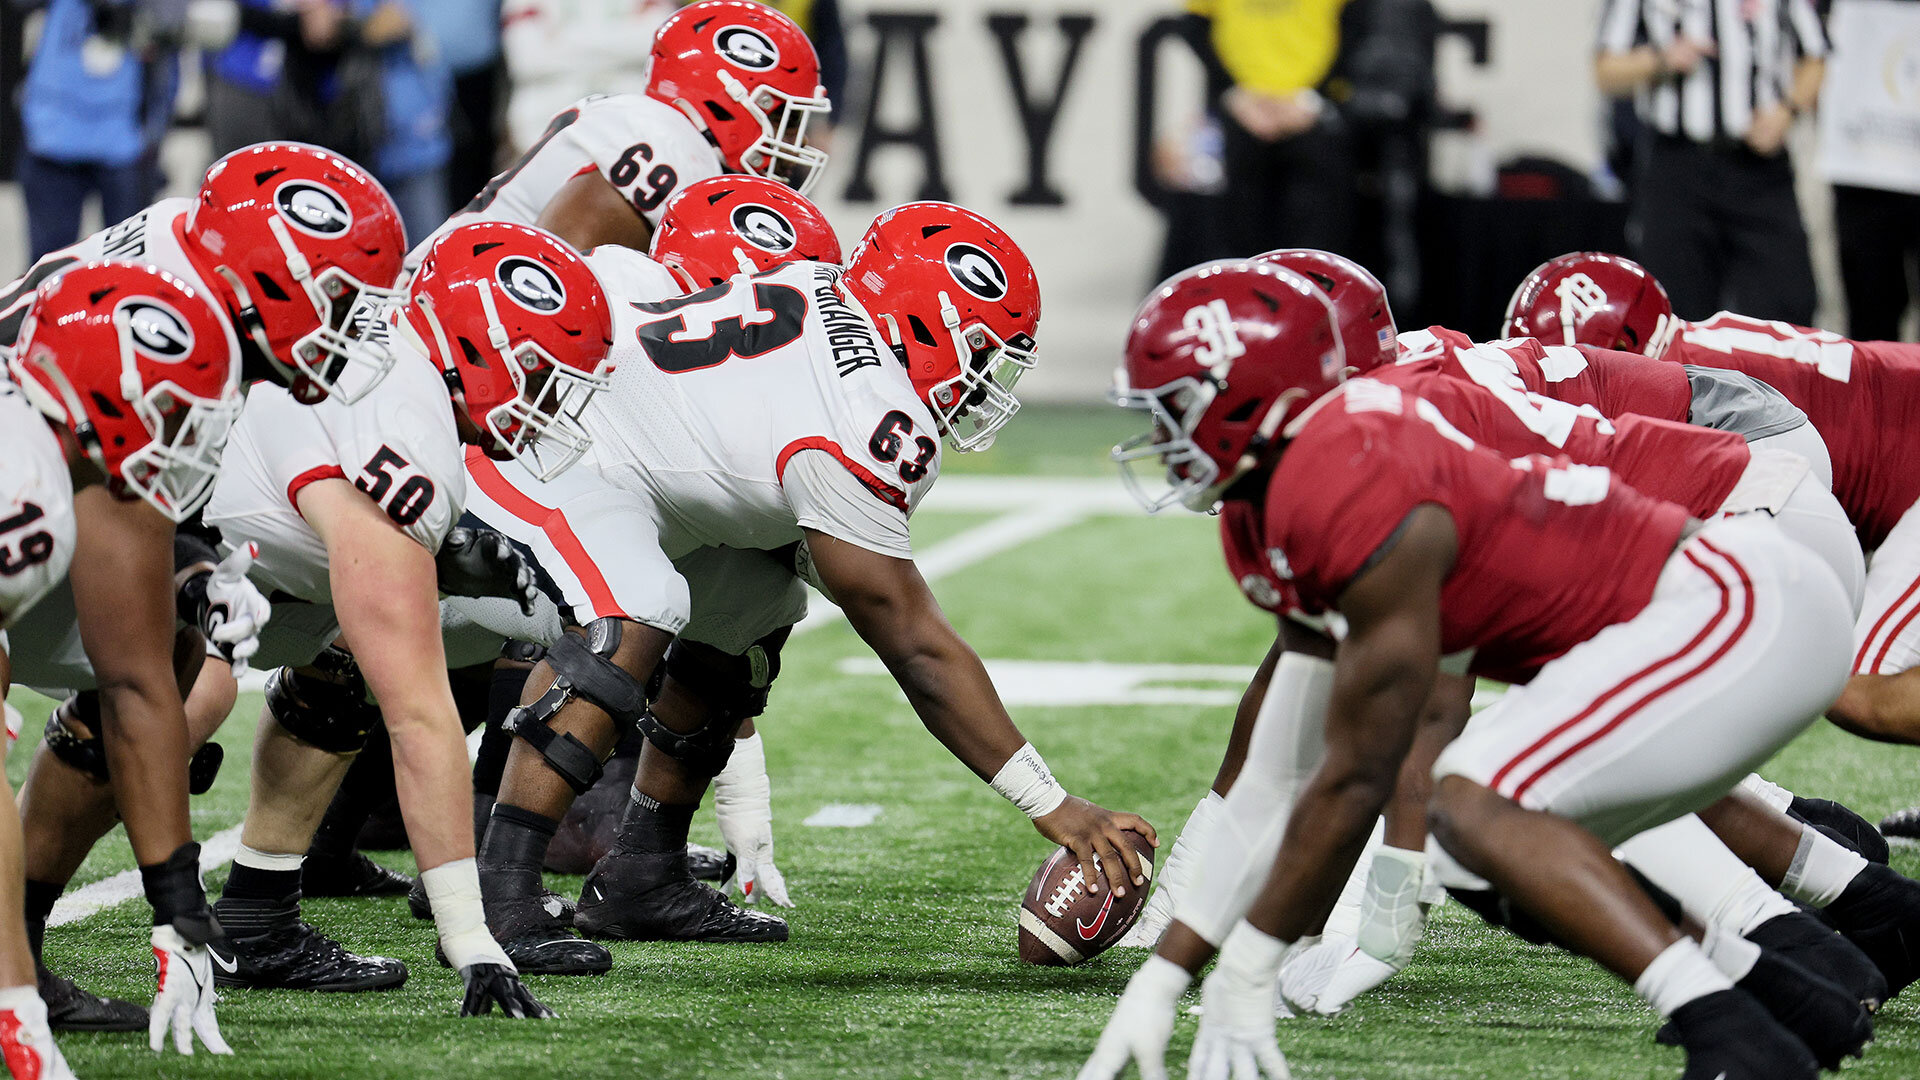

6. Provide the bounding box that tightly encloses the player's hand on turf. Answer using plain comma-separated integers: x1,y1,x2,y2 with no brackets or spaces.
200,542,272,675
1076,955,1192,1080
435,526,540,616
459,963,554,1019
715,732,792,906
1189,967,1289,1080
149,926,231,1057
1036,796,1157,899
0,995,77,1080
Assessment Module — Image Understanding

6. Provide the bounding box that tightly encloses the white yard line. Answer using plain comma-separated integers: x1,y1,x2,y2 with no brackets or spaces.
49,824,245,928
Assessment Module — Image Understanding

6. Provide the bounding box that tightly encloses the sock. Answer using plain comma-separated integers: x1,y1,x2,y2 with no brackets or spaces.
1324,817,1387,940
1134,792,1222,929
1780,824,1869,908
22,881,61,964
217,846,303,935
1702,924,1763,983
1618,816,1798,935
307,728,395,861
479,804,558,903
612,789,697,856
1635,938,1735,1018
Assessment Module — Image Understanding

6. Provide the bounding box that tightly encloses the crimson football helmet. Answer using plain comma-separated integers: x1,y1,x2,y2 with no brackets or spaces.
842,202,1040,451
1504,252,1678,357
1113,260,1347,513
184,142,407,405
1253,249,1397,373
404,223,614,481
651,175,842,290
8,261,242,521
647,1,831,194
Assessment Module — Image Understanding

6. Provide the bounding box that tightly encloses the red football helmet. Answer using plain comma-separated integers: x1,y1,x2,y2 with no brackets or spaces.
1253,249,1397,373
404,223,615,480
646,1,831,194
184,142,407,405
651,175,842,291
1504,252,1678,357
842,202,1041,451
1113,260,1347,513
8,261,242,521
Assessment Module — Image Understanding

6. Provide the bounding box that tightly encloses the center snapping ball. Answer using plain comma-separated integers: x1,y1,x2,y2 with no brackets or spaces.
1017,833,1155,965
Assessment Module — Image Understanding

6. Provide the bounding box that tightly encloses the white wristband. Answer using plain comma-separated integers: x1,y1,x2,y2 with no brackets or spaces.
990,742,1068,819
421,858,513,972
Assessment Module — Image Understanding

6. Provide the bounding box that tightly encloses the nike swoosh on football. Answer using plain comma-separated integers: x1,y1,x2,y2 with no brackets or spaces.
208,950,238,974
1076,891,1116,940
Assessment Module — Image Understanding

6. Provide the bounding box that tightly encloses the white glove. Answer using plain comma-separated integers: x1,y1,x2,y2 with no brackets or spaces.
202,543,270,676
149,926,231,1056
715,733,790,907
0,991,76,1079
1189,923,1290,1080
1075,955,1192,1080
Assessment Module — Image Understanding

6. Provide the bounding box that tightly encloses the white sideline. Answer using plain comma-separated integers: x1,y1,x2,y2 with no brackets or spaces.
41,477,1115,928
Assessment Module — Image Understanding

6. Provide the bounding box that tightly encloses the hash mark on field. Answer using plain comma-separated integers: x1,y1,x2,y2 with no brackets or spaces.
837,658,1256,706
50,824,245,927
803,804,883,828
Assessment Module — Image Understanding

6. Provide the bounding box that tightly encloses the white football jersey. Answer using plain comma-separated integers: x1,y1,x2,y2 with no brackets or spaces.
0,385,76,629
581,259,940,560
0,198,212,347
412,94,724,269
204,331,465,603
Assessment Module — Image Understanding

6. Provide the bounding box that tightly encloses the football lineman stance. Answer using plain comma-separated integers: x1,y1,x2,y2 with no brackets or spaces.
448,202,1155,977
1081,260,1862,1080
4,261,247,1063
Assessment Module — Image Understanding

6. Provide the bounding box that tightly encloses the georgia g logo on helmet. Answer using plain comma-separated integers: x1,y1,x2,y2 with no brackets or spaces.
496,256,567,314
119,298,195,361
731,203,798,253
714,25,779,71
274,180,354,238
945,243,1009,302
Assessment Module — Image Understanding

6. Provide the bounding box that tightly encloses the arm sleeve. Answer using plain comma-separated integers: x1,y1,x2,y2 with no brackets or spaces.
781,449,913,560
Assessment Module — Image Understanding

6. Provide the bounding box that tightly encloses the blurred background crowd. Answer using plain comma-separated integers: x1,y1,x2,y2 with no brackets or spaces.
0,0,1916,397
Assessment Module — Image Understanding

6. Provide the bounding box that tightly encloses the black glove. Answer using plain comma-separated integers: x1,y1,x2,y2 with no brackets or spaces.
436,527,538,616
459,964,554,1018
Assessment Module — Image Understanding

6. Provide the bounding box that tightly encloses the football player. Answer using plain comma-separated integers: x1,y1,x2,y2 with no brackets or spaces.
4,261,246,1062
441,201,1155,977
1081,260,1860,1080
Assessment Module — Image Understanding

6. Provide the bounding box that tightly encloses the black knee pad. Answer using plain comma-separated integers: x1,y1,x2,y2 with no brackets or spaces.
44,694,224,795
265,646,380,754
639,628,791,778
502,619,647,795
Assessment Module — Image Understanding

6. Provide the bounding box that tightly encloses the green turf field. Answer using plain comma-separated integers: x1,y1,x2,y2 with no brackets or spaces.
9,404,1920,1079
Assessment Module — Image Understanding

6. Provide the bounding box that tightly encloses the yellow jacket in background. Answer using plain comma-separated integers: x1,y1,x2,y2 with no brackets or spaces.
1206,0,1347,97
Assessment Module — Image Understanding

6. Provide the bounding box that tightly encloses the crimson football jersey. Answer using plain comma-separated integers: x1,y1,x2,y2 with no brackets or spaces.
1370,359,1750,519
1667,313,1920,549
1398,325,1692,426
1260,378,1689,683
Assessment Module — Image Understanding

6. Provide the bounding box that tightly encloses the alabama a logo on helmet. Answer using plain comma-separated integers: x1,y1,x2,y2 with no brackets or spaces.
945,243,1009,302
497,256,567,314
273,180,353,238
714,25,779,71
731,203,798,254
119,298,195,362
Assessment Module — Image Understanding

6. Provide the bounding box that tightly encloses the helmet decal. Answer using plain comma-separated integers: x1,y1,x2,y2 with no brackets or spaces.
1555,272,1610,326
945,243,1009,302
714,24,779,71
120,298,196,361
731,203,799,253
273,180,354,238
496,256,567,313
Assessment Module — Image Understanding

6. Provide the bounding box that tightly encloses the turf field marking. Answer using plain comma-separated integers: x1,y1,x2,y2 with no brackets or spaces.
802,804,884,827
48,824,245,928
836,658,1257,706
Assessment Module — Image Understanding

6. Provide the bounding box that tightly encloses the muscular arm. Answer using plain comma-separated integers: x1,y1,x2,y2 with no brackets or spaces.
1242,504,1455,944
299,479,471,871
1383,670,1475,850
69,487,193,865
534,171,655,254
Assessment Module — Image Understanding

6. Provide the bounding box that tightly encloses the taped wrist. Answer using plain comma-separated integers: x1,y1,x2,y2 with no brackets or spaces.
423,858,512,972
990,743,1068,819
1215,920,1291,990
713,732,772,830
141,843,219,945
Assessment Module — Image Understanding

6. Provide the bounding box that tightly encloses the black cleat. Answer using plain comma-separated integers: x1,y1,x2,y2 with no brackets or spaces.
575,848,787,943
1734,946,1873,1068
209,922,408,992
479,869,609,976
1668,989,1818,1080
1748,910,1888,1011
1823,862,1920,1000
1877,805,1920,841
38,969,145,1032
1791,797,1890,864
687,843,734,884
302,852,415,898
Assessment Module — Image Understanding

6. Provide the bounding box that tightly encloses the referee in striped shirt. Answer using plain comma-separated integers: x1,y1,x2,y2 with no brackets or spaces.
1597,0,1828,325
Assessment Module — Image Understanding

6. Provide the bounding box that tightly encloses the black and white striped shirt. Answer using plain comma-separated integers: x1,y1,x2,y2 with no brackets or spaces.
1598,0,1830,143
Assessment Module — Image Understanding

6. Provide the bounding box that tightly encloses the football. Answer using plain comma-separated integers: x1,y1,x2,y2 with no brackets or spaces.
1017,833,1155,965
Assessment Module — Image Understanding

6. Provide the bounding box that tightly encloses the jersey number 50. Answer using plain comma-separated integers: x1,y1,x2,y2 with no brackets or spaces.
356,447,436,527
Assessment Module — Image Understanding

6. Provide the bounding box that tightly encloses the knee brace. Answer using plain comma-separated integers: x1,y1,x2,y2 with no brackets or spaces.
265,645,381,754
44,694,225,795
638,628,790,779
502,619,647,794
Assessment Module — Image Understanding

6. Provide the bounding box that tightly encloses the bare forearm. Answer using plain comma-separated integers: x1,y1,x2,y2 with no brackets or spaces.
97,681,193,864
386,706,475,870
887,637,1026,780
